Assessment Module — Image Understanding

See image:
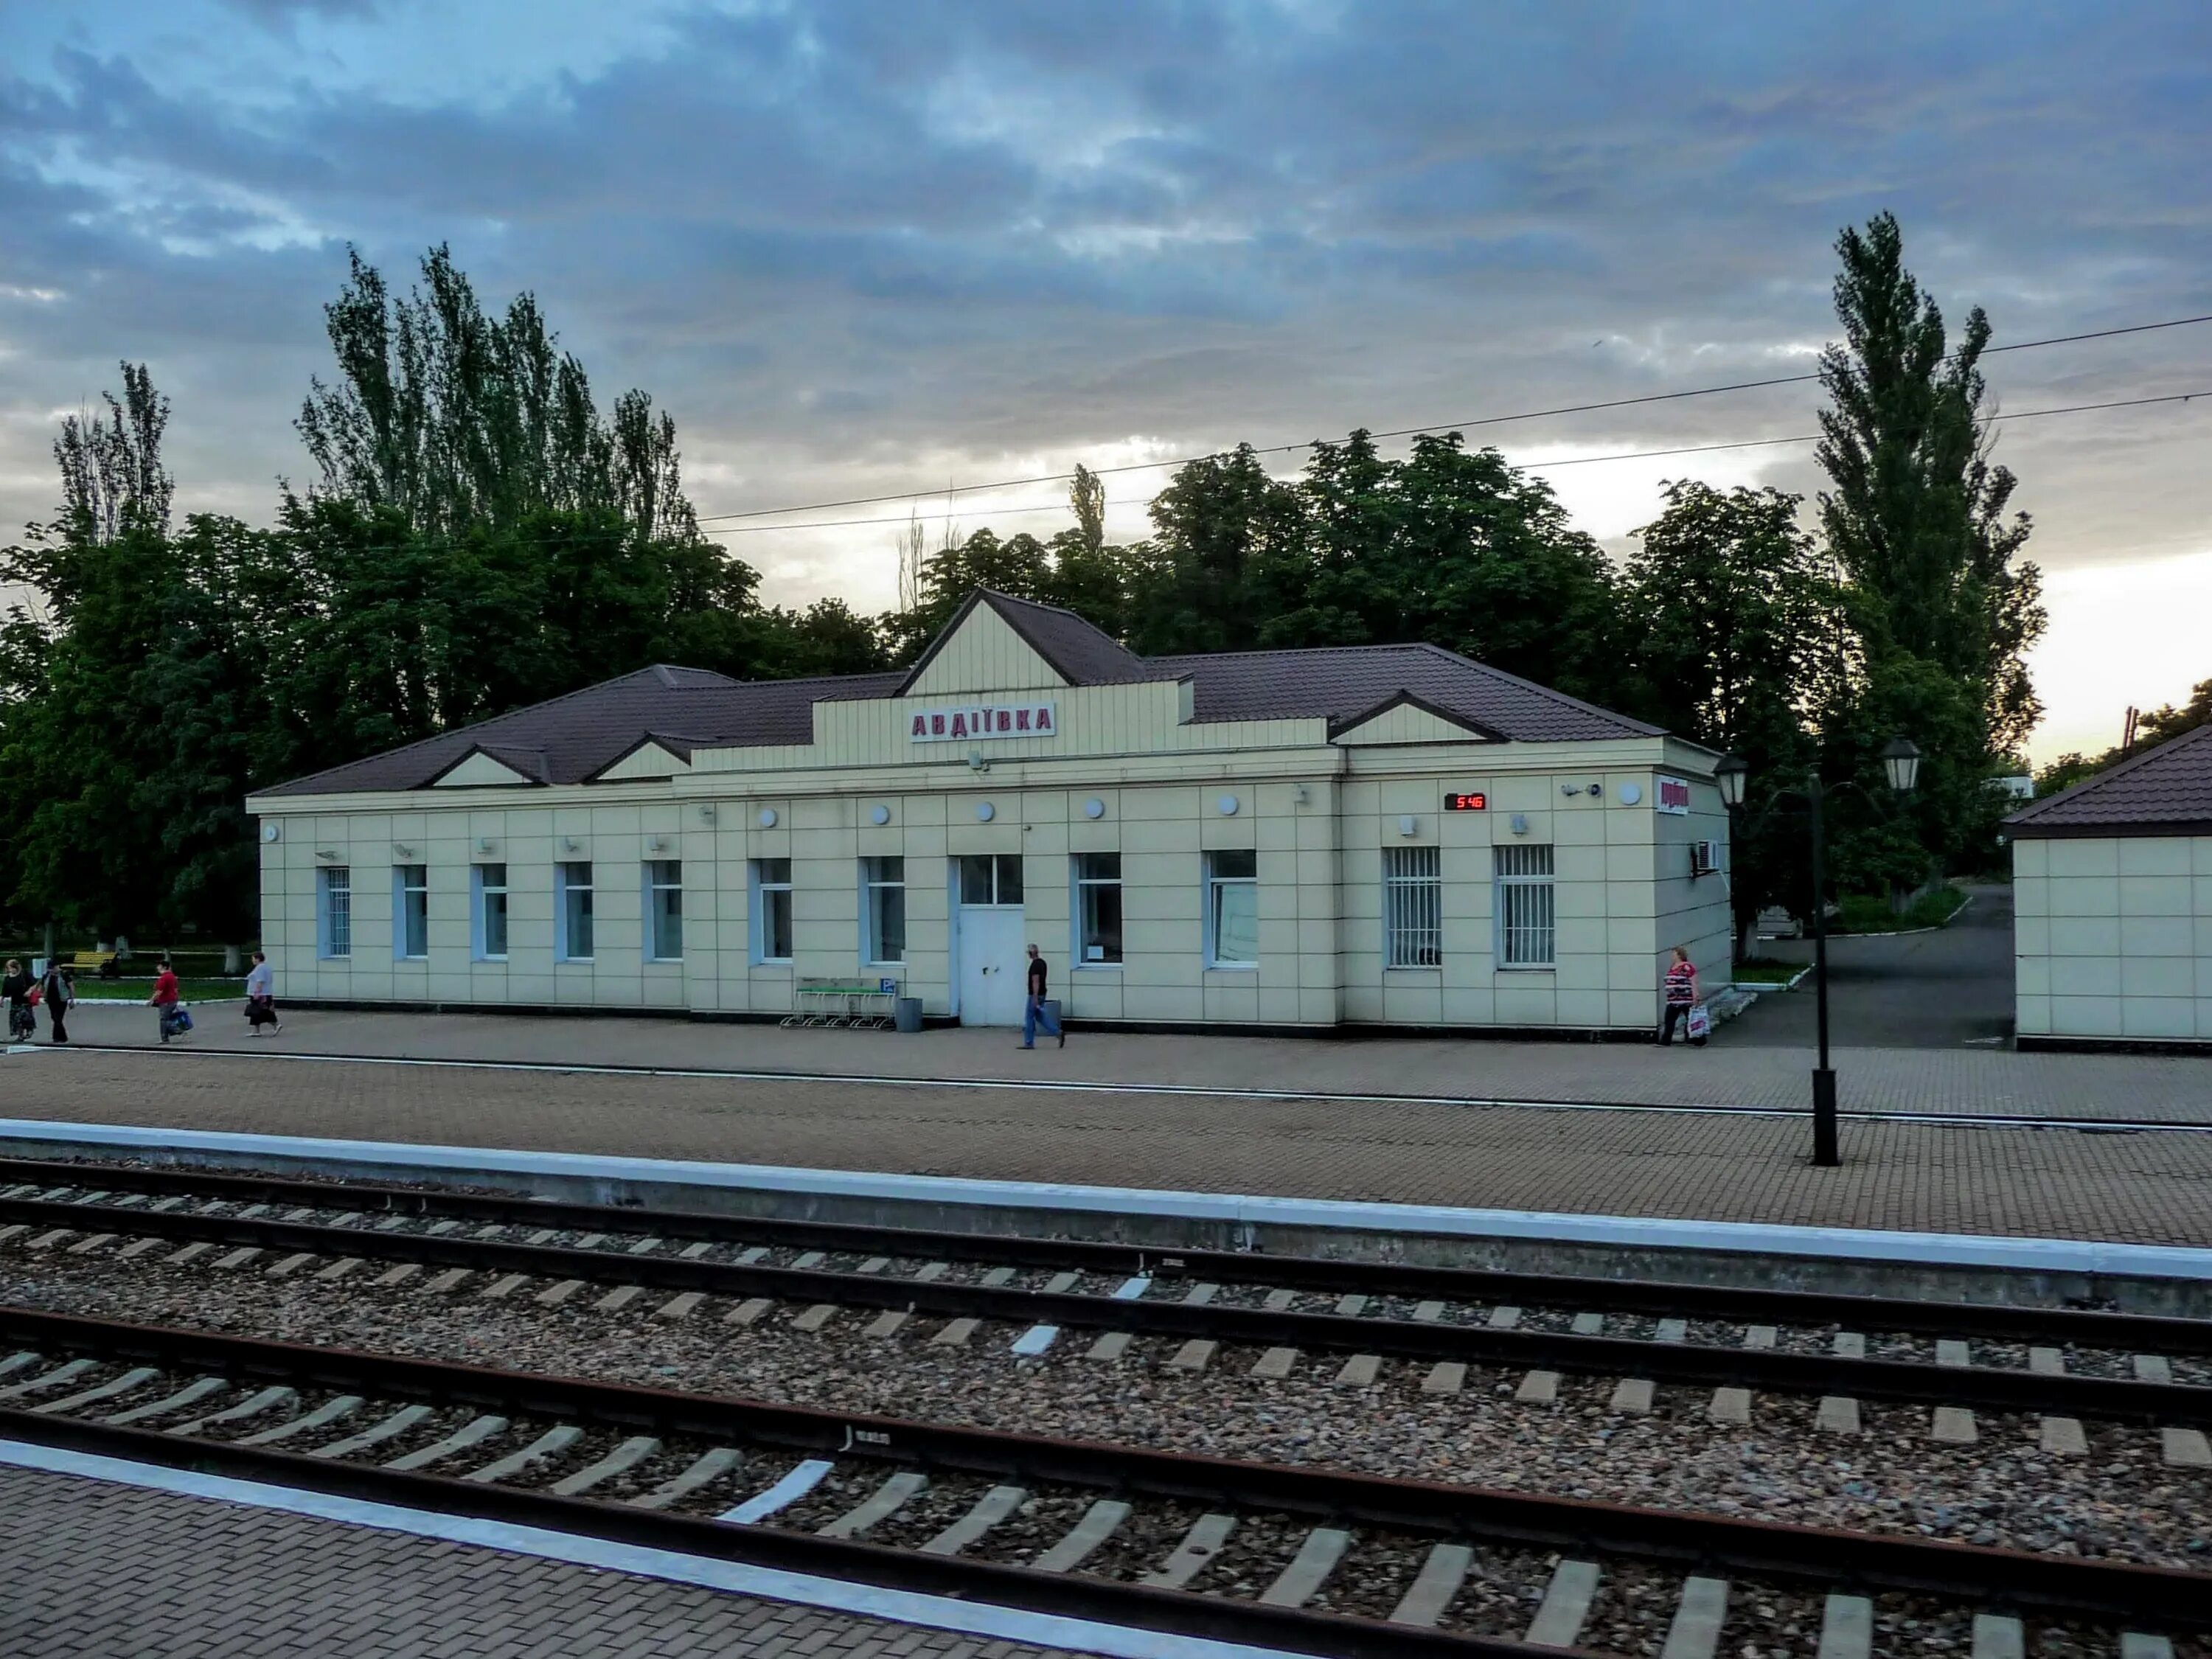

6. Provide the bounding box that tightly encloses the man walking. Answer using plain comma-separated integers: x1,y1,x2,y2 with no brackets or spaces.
1018,943,1065,1049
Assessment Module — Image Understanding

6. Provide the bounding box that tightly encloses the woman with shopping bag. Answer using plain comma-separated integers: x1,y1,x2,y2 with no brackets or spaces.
1658,946,1706,1046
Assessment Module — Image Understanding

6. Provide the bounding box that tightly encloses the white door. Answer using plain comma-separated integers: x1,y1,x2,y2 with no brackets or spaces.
958,907,1027,1026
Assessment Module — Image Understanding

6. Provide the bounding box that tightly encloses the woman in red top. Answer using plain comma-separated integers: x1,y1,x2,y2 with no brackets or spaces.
1658,947,1699,1046
147,959,185,1043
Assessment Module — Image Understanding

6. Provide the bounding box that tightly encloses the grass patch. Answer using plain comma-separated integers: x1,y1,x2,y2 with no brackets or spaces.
1833,886,1967,935
66,977,246,1002
1728,957,1804,986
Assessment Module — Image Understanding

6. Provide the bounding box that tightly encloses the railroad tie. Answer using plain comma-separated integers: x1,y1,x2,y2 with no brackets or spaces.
628,1446,744,1511
2028,1346,2067,1376
1412,1300,1447,1323
911,1260,948,1281
212,1247,262,1271
0,1225,27,1245
2134,1354,2174,1384
789,1251,825,1269
372,1265,420,1288
790,1304,838,1332
422,1268,472,1295
0,1352,38,1380
1571,1312,1605,1335
1182,1282,1219,1306
1486,1305,1521,1329
1335,1353,1382,1388
66,1233,116,1256
525,1230,560,1247
2160,1427,2212,1468
1422,1362,1467,1396
1523,1559,1601,1647
1389,1543,1474,1626
678,1242,713,1261
173,1385,295,1436
2038,1416,2089,1457
235,1205,268,1220
1259,1526,1353,1607
548,1436,661,1497
117,1238,164,1262
720,1457,828,1523
535,1279,587,1307
313,1258,363,1282
424,1221,459,1237
919,1485,1027,1556
1742,1325,1778,1349
384,1413,511,1472
472,1224,507,1241
1041,1270,1079,1294
723,1298,776,1327
1141,1512,1237,1589
479,1274,531,1301
1112,1275,1151,1300
30,1366,160,1416
930,1318,980,1348
236,1394,364,1446
734,1245,770,1265
1660,1576,1731,1659
1832,1332,1866,1359
980,1266,1017,1287
465,1424,584,1484
1335,1294,1368,1317
1263,1289,1297,1312
1970,1614,2025,1659
1251,1347,1299,1380
862,1311,909,1339
856,1255,889,1274
1032,1499,1132,1573
1654,1318,1688,1343
1608,1378,1655,1414
1817,1593,1874,1659
1708,1387,1752,1426
593,1284,643,1312
653,1293,704,1321
104,1376,229,1426
1009,1324,1058,1357
817,1470,929,1539
2122,1635,2177,1659
1085,1331,1133,1361
24,1230,74,1252
1167,1339,1217,1371
1816,1397,1862,1436
0,1360,97,1402
165,1242,212,1265
1935,1340,1972,1368
1515,1370,1561,1404
309,1403,435,1459
1930,1406,1978,1445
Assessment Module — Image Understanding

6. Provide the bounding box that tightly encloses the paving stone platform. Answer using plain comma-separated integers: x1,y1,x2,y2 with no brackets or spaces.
0,1463,1090,1659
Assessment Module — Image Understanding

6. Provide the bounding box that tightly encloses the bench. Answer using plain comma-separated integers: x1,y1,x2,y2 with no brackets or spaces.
70,951,121,978
783,978,899,1031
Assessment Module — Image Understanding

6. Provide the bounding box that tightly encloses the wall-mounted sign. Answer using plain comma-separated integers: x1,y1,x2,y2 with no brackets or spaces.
1445,790,1489,812
1655,775,1691,815
910,702,1057,742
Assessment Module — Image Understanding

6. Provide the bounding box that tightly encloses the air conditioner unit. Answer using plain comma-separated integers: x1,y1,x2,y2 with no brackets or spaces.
1689,840,1722,877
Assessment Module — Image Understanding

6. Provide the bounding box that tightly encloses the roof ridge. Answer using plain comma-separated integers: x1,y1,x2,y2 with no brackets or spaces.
1403,641,1670,737
2006,720,2212,824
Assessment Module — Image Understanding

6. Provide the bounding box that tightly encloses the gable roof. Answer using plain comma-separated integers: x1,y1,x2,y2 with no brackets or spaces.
2006,723,2212,838
1325,689,1509,742
258,591,1666,797
895,589,1155,695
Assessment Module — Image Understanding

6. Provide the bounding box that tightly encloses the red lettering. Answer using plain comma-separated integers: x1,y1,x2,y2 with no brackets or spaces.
911,714,927,738
1015,709,1031,731
951,713,968,737
1035,707,1051,731
997,709,1012,732
931,714,946,735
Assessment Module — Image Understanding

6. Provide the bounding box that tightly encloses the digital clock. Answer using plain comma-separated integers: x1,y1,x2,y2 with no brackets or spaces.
1445,791,1488,812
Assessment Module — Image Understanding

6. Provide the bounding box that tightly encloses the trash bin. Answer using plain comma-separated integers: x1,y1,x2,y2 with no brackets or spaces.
893,996,924,1034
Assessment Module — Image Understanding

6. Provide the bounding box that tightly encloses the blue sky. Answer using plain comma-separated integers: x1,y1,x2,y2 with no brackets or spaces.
3,0,2208,757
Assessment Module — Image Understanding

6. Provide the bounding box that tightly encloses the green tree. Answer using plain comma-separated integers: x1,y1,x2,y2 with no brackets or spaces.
1123,444,1304,655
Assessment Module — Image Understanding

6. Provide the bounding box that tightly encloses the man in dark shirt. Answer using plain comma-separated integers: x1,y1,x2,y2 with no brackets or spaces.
1019,943,1065,1049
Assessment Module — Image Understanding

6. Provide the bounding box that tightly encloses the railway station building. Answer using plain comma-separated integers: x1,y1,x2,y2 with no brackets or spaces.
248,589,1732,1034
2006,722,2212,1049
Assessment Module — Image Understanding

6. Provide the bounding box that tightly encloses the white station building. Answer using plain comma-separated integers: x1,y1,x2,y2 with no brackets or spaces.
249,590,1732,1034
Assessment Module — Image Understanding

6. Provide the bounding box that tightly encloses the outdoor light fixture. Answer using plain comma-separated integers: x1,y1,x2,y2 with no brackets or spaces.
758,808,778,829
1083,798,1106,819
975,802,995,821
1217,793,1239,815
1714,752,1748,810
1880,736,1923,794
1399,814,1419,837
871,804,891,825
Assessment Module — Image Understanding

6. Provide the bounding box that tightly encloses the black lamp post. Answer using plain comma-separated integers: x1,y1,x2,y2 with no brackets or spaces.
1714,737,1920,1167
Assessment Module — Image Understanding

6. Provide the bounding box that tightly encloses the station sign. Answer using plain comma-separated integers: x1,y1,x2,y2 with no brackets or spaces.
910,701,1057,742
1655,775,1691,815
1444,790,1489,812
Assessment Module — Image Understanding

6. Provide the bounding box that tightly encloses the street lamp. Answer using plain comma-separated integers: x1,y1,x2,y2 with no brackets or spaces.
1714,738,1919,1168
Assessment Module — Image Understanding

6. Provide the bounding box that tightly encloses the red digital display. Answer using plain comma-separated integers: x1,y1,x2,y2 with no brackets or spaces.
1446,791,1488,812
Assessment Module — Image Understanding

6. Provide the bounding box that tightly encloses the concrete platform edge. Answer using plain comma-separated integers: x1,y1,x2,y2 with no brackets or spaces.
0,1437,1298,1659
7,1115,2208,1287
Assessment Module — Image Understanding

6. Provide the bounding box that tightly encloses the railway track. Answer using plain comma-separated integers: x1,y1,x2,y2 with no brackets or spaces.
6,1157,2212,1464
0,1307,2202,1659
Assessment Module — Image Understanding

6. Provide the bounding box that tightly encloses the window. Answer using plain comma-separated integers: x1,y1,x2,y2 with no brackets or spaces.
957,853,1023,906
1074,853,1122,965
1206,849,1258,968
1384,846,1442,967
319,866,352,959
473,863,509,960
647,859,684,961
863,857,905,964
394,865,428,960
752,858,791,963
1495,844,1556,968
557,862,594,961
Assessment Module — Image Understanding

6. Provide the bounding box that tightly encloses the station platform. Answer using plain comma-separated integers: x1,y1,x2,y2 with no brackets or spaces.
4,1007,2211,1251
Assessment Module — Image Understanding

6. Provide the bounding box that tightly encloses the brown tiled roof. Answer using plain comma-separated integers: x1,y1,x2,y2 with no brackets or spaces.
2006,723,2212,837
260,592,1663,796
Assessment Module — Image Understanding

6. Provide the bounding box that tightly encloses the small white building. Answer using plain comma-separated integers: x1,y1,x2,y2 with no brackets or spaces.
248,590,1731,1035
2007,723,2212,1049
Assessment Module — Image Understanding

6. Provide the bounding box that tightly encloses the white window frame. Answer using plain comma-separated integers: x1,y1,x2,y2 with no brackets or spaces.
862,856,905,965
645,859,684,962
393,864,428,961
318,866,352,959
956,853,1023,908
471,863,509,961
1384,845,1443,968
1204,849,1258,970
1495,844,1556,969
1072,852,1123,967
751,858,792,964
556,861,595,962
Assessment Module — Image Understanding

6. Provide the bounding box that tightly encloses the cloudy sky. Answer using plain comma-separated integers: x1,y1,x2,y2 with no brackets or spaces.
2,1,2206,760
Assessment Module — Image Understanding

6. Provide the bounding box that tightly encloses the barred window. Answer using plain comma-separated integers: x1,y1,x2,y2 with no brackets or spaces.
1495,844,1555,968
319,866,351,959
1383,846,1441,967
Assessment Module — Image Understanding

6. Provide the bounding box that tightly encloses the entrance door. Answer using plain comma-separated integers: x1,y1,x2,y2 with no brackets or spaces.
958,908,1026,1026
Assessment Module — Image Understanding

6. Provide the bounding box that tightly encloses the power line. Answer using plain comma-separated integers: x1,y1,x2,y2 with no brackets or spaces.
692,312,2212,526
695,388,2207,535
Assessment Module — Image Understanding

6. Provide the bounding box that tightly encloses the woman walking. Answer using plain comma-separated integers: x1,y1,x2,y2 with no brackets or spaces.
244,950,281,1035
38,960,72,1045
3,959,33,1043
1658,946,1700,1046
